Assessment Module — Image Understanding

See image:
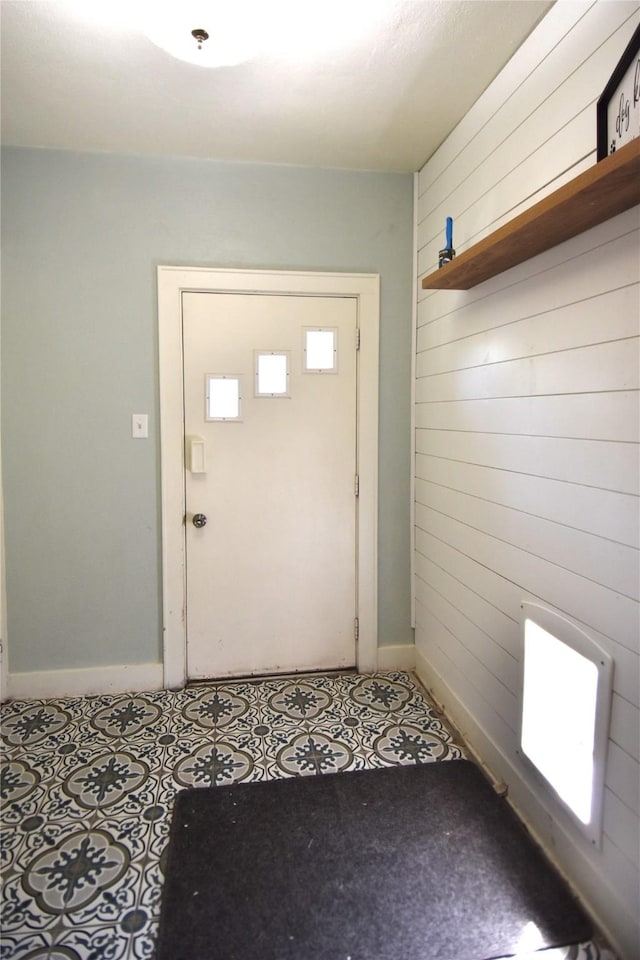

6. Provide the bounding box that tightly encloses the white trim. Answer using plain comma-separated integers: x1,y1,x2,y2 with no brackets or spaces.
0,331,6,704
377,643,416,672
158,266,380,688
410,171,419,631
0,441,6,705
6,662,164,701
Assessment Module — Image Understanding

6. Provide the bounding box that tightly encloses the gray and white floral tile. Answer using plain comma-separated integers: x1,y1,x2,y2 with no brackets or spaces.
0,672,617,960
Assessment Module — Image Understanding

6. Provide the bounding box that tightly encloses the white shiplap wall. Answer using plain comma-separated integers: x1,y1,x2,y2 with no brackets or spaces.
414,2,640,957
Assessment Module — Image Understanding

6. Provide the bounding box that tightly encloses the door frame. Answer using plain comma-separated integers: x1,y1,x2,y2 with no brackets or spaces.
157,266,380,689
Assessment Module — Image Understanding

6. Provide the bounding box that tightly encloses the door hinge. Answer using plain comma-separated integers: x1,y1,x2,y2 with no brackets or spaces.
356,327,361,350
354,474,359,497
354,617,360,643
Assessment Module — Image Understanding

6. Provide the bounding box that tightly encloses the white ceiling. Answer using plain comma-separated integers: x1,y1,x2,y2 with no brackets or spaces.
0,0,553,173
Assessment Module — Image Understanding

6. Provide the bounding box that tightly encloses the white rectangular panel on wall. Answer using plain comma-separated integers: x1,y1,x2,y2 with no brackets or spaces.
520,603,613,846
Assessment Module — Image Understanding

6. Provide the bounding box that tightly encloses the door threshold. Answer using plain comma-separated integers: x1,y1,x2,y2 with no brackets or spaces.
187,667,358,688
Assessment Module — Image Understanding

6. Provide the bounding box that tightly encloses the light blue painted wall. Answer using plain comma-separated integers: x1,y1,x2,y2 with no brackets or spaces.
1,147,413,674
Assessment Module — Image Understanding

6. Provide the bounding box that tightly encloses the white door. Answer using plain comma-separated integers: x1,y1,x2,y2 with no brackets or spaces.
182,291,358,679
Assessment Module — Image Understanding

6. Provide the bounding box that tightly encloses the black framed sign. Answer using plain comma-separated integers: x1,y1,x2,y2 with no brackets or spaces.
596,22,640,160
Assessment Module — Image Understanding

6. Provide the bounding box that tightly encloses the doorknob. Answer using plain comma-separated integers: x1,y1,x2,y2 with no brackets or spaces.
192,513,207,528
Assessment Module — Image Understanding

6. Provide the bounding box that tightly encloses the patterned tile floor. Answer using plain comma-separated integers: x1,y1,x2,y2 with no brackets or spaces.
0,671,615,960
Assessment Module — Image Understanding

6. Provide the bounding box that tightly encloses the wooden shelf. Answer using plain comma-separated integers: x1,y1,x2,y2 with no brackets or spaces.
421,138,640,290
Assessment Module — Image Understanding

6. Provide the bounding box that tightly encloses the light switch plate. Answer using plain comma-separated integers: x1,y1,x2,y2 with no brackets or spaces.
132,414,148,439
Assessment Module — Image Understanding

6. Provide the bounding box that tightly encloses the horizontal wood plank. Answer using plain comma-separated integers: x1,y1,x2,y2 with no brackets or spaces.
414,504,639,652
415,430,639,496
606,740,640,814
603,789,640,868
414,391,639,442
417,284,639,375
415,453,638,547
416,339,639,402
415,481,639,598
610,694,640,762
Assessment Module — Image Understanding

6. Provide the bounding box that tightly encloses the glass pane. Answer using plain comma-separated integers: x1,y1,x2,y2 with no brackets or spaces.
257,353,289,395
207,376,240,420
305,329,336,371
521,619,598,824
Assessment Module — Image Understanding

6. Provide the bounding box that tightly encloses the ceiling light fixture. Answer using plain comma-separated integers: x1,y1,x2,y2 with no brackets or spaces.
191,28,210,51
143,5,261,68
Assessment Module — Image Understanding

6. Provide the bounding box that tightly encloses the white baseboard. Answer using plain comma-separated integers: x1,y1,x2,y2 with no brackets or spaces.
415,647,635,960
6,662,164,701
377,643,416,672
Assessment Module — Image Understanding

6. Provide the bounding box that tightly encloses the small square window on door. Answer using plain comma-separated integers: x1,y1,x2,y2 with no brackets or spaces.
254,351,291,397
303,327,338,373
205,375,243,421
